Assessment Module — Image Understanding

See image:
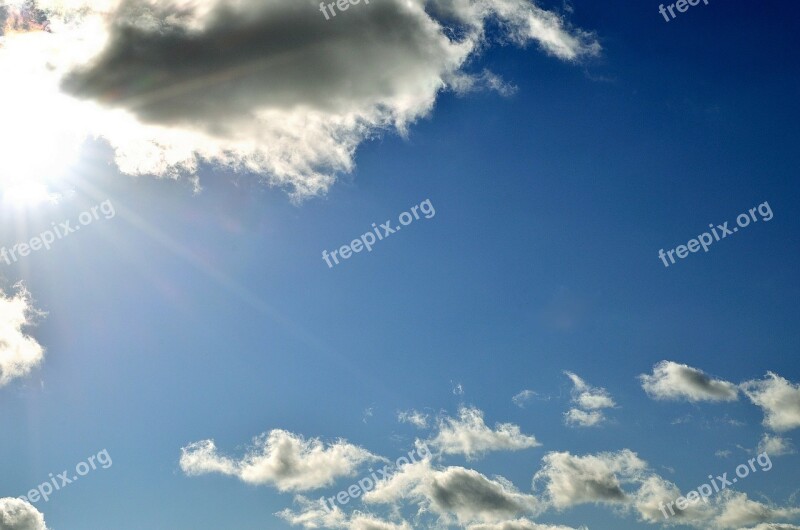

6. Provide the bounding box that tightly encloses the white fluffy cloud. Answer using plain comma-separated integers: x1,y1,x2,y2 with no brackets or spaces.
632,474,714,524
0,284,45,388
639,361,739,402
563,372,615,427
711,491,800,530
563,409,604,427
741,373,800,432
180,429,382,492
428,407,540,459
632,475,800,530
364,460,543,525
0,0,599,198
534,452,800,530
0,498,48,530
533,450,647,509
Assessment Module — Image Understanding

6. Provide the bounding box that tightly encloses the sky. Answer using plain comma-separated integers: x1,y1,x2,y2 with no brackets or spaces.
0,0,799,529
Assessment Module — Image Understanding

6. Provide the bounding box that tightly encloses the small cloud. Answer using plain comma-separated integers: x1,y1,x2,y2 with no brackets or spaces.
533,449,647,509
671,414,693,425
715,450,733,458
564,408,604,427
362,407,374,424
180,429,382,492
363,460,543,523
427,407,540,460
639,361,738,402
512,390,548,408
741,373,800,432
452,381,465,396
398,410,429,429
717,415,746,427
565,372,615,410
0,283,46,388
758,434,795,456
563,372,615,428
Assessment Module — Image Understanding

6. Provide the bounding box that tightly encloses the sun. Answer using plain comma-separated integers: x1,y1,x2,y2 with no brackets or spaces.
2,182,61,207
0,29,88,208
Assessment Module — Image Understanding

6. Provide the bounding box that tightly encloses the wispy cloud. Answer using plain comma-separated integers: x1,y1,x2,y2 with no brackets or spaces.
398,409,429,429
513,390,547,408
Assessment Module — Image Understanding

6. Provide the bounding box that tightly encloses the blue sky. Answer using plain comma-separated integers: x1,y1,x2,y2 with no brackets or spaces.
0,0,799,529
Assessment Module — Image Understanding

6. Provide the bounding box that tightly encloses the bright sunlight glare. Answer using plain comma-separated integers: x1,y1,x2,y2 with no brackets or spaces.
0,13,98,207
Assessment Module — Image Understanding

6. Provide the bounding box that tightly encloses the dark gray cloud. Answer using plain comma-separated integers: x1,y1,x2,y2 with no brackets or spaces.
430,468,529,516
61,0,455,131
18,0,600,197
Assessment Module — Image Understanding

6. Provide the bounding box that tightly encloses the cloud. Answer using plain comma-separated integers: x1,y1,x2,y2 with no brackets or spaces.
715,450,733,458
639,361,739,402
180,429,382,492
346,514,413,530
512,390,544,408
632,474,714,524
276,496,348,529
533,450,647,509
362,407,374,424
563,409,604,427
563,372,615,427
737,526,800,530
276,496,413,530
525,448,800,530
467,519,587,530
427,407,540,459
0,498,48,530
364,460,543,525
631,475,800,530
741,373,800,432
397,409,429,429
0,0,600,198
0,283,45,388
711,491,800,530
758,434,795,456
